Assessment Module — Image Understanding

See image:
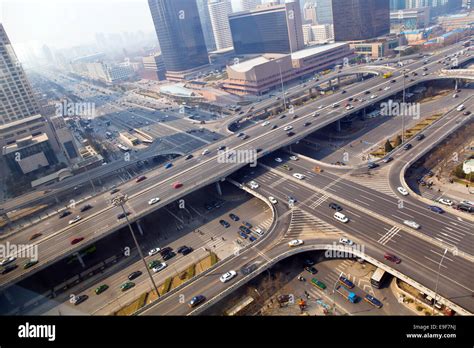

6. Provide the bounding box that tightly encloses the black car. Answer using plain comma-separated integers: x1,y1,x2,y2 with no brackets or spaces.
457,204,474,213
59,210,71,219
383,157,393,163
287,131,295,137
364,90,371,95
293,114,299,119
219,220,230,228
271,125,278,130
1,264,17,275
256,148,263,153
303,259,315,267
177,245,188,254
218,146,226,151
347,97,353,102
110,188,120,194
304,122,312,127
184,154,193,160
463,111,471,116
341,90,347,94
128,271,142,280
391,79,397,83
162,251,176,261
181,247,193,255
403,143,412,150
279,114,286,119
329,203,343,211
159,247,173,256
368,162,379,169
117,212,130,220
305,266,318,275
229,213,239,221
80,204,93,213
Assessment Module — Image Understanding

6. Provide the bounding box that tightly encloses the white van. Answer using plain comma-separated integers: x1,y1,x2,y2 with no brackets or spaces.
334,212,349,223
456,104,465,111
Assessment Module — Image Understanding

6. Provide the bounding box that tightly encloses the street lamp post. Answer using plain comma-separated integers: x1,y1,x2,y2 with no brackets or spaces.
332,271,343,315
432,248,448,315
111,194,160,298
278,62,286,111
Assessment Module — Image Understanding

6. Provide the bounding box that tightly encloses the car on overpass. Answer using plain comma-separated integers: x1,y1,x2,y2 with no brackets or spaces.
68,216,82,225
128,271,142,281
288,239,304,247
136,176,147,183
148,248,161,256
70,237,84,245
72,294,88,306
121,282,135,292
80,204,93,212
148,197,160,205
152,262,167,273
29,233,42,241
188,295,206,308
384,253,401,264
0,256,16,266
173,182,183,189
58,210,71,219
220,270,237,283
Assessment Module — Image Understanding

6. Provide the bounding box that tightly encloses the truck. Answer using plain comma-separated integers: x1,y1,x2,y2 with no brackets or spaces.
335,284,358,303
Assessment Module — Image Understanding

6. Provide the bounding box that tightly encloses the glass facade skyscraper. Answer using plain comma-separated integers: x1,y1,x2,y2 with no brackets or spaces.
332,0,390,41
197,0,217,52
148,0,209,73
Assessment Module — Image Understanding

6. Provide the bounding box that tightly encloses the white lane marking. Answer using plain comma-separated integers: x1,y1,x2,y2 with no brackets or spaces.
430,250,454,262
354,198,371,206
424,256,448,269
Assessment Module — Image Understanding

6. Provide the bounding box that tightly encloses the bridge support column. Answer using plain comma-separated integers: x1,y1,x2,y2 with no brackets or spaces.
74,252,86,268
337,77,341,86
216,181,223,196
336,119,342,132
136,220,145,236
455,79,459,90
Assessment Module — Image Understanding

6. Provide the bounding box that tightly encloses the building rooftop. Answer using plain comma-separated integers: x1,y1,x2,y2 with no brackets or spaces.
160,83,200,98
291,42,348,60
3,133,49,155
0,114,43,131
229,54,285,73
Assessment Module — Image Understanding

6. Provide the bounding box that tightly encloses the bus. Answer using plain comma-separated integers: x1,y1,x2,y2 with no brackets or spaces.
370,267,387,289
383,72,393,79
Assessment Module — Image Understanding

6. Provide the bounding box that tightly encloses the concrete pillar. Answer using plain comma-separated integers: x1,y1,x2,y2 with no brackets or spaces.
136,220,145,236
74,252,86,268
336,119,342,132
455,79,458,90
337,77,340,86
216,181,222,196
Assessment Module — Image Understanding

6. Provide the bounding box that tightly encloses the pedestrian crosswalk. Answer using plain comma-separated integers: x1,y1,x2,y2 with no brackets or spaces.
378,226,400,245
345,169,397,198
309,193,330,210
285,208,340,238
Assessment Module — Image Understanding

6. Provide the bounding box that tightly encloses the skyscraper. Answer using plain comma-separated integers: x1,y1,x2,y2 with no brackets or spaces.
238,0,262,11
332,0,390,41
197,0,217,52
315,0,333,24
229,1,305,54
208,0,234,50
0,24,41,126
148,0,209,75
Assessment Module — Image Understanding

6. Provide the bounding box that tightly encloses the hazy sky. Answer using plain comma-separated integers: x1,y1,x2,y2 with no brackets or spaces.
1,0,244,49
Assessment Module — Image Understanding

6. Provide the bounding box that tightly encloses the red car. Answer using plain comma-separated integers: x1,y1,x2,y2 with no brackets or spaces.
173,182,183,189
384,252,401,264
71,237,85,245
136,176,147,183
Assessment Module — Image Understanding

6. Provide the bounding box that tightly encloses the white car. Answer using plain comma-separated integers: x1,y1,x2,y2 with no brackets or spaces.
262,121,270,126
438,198,453,206
403,220,420,230
275,157,283,163
201,149,210,155
345,105,354,110
152,262,167,273
383,86,391,91
68,216,82,225
0,256,16,266
284,126,293,131
334,212,349,223
268,196,278,204
288,239,304,247
254,227,264,236
332,103,339,108
339,237,354,246
293,173,305,180
370,94,378,99
249,181,259,189
148,197,160,205
397,187,409,196
148,248,161,256
318,105,323,109
220,270,237,283
289,156,298,161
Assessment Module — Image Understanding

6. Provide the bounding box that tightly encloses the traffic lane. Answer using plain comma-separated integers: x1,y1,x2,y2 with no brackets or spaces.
255,175,473,310
267,155,474,241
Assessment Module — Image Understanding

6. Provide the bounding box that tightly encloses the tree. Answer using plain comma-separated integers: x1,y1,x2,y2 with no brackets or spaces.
384,139,394,154
394,135,403,147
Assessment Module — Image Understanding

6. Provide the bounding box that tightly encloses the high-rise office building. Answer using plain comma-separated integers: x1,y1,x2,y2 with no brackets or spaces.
208,0,234,50
332,0,390,41
197,0,217,52
315,0,333,24
229,1,305,54
0,24,41,126
303,3,318,24
148,0,209,76
238,0,262,11
390,0,406,9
